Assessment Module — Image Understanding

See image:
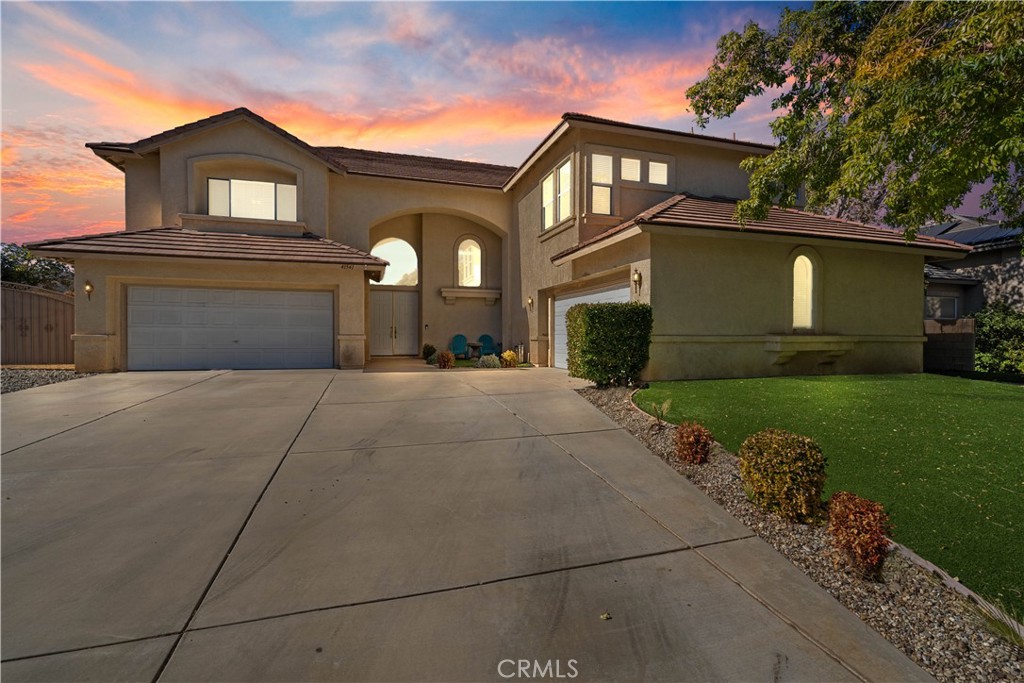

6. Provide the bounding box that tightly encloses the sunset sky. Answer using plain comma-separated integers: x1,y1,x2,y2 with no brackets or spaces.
2,0,802,245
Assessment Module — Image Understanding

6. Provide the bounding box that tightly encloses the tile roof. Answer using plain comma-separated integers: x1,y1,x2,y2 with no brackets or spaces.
925,264,981,283
86,108,348,174
553,194,970,261
561,112,776,151
87,107,515,188
318,147,515,188
27,228,387,267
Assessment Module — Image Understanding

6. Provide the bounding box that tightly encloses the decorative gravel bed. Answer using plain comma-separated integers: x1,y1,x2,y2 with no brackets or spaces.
579,386,1023,683
1,368,95,394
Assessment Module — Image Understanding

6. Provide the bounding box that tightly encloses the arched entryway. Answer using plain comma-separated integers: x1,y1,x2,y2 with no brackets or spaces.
369,237,420,355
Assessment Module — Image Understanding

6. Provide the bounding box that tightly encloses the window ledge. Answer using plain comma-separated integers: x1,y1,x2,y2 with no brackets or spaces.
179,213,307,236
764,335,856,365
539,217,575,243
440,287,501,305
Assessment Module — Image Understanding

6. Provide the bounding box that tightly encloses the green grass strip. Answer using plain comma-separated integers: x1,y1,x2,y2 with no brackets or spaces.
634,374,1024,615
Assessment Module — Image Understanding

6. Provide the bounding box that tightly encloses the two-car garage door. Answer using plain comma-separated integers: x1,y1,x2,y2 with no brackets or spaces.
127,286,334,370
552,283,630,369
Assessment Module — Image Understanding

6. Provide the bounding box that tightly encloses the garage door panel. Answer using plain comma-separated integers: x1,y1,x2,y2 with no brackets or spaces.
127,286,334,370
553,284,630,369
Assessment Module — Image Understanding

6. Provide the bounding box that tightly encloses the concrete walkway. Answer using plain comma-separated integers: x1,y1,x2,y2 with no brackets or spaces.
1,368,930,682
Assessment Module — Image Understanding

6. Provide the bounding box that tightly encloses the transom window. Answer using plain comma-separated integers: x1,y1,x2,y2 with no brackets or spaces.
542,157,573,230
457,238,482,287
209,178,297,222
371,238,418,286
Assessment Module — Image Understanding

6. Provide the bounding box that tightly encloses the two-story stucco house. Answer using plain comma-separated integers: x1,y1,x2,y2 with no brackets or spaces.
29,108,968,378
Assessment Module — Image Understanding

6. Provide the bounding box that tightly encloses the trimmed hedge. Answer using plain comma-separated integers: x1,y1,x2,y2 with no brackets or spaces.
675,421,715,464
566,302,653,387
738,428,827,522
828,491,892,580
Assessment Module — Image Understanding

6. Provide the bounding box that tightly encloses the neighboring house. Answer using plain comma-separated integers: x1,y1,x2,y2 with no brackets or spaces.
919,215,1023,313
29,108,969,379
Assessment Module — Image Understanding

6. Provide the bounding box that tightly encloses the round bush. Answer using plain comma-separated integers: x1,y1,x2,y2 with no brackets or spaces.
738,428,826,522
476,354,501,368
422,343,437,360
500,350,519,368
426,352,438,365
437,350,456,369
828,491,892,580
675,421,714,464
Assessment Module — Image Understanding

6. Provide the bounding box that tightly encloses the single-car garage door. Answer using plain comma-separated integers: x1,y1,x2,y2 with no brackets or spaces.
127,286,334,370
552,283,630,369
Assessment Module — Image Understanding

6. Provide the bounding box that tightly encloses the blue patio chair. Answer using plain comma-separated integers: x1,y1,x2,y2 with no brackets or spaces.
450,334,469,359
478,334,497,357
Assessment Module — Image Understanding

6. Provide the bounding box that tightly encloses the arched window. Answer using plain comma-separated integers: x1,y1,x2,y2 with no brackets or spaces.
457,238,482,287
371,238,418,286
792,254,814,330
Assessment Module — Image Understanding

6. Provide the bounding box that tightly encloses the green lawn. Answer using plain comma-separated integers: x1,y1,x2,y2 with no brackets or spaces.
634,374,1024,614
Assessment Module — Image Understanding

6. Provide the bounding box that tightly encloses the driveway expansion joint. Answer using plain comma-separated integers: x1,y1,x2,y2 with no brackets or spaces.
1,370,231,455
149,373,338,683
177,546,694,635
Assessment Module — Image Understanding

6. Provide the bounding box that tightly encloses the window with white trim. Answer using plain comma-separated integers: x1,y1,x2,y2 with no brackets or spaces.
591,153,614,215
586,148,673,217
208,178,297,222
542,158,573,230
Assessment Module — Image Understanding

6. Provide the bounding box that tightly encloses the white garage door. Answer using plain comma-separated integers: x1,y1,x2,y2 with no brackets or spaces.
552,283,630,369
127,286,334,370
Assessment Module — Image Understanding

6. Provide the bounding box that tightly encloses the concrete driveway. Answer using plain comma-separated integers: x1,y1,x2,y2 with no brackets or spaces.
1,368,929,682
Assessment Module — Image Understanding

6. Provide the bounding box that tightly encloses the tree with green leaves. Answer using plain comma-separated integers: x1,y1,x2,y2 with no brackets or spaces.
686,1,1024,237
1,243,74,292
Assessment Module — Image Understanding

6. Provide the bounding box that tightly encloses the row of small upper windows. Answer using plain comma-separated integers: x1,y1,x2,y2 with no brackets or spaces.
541,152,671,229
208,178,297,222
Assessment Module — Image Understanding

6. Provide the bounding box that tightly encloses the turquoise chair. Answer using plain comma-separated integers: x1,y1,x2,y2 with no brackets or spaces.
479,334,497,356
450,334,469,359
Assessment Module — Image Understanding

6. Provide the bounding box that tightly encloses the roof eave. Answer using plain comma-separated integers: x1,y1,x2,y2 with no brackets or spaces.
503,120,571,192
346,170,506,190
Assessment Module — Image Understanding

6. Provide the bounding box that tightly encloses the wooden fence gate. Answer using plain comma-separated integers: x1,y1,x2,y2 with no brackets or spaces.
1,282,75,365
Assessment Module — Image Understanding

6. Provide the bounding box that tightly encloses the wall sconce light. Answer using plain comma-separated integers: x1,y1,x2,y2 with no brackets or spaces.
632,269,643,293
83,281,94,300
527,296,534,311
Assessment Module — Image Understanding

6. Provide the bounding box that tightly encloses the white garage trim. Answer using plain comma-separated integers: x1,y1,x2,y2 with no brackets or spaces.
127,286,334,370
552,282,630,369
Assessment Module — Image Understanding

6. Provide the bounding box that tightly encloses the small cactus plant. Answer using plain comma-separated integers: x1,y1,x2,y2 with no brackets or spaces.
500,349,519,368
437,350,456,369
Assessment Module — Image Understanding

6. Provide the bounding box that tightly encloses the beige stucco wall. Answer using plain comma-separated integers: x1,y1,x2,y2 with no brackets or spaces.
123,157,162,229
152,120,331,234
646,231,926,379
509,124,768,366
369,213,503,356
69,256,370,372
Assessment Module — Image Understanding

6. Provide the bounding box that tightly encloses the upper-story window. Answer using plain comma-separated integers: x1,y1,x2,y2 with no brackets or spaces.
587,148,672,217
457,238,482,287
591,154,613,215
542,157,572,230
208,178,297,222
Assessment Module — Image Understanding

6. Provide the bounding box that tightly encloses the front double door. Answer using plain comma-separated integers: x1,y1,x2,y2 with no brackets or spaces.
370,290,419,356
